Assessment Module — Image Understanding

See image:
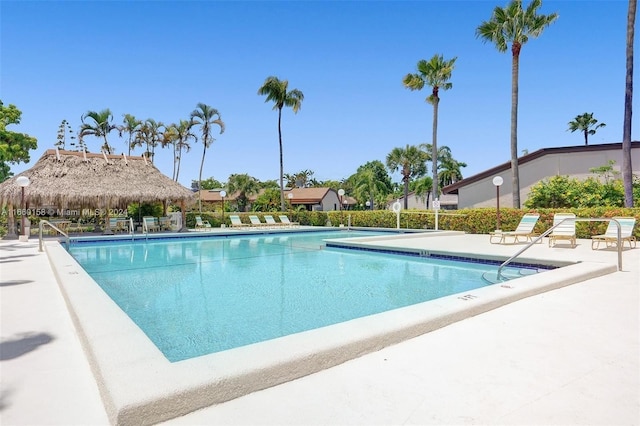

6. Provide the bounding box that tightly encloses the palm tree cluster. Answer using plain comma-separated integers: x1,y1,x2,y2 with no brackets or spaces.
67,0,635,211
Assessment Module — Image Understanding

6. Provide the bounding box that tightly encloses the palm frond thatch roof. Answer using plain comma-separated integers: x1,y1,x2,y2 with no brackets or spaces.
0,149,194,207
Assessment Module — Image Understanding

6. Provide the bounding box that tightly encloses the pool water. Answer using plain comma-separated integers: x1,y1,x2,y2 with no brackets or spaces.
69,230,522,362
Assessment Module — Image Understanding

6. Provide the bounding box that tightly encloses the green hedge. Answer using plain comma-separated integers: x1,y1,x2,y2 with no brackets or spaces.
185,208,640,239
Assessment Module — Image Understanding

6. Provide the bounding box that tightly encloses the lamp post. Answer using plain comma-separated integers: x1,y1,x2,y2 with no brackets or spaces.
287,192,294,217
338,189,345,226
492,176,504,231
220,190,226,227
16,176,30,240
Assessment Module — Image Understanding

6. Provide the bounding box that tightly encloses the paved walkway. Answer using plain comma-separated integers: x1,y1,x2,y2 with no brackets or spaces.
0,233,638,425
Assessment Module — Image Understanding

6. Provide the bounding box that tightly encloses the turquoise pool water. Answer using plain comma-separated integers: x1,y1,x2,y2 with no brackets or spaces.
69,230,524,362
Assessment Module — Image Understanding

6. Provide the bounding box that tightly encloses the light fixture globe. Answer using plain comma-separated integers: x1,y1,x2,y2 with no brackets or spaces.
492,176,503,187
338,189,345,197
16,176,30,187
220,190,226,198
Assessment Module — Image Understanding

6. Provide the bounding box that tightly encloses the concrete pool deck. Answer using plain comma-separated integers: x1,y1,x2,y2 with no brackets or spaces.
1,231,638,425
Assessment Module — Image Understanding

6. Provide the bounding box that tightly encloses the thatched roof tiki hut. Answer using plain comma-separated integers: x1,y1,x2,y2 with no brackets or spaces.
0,149,195,238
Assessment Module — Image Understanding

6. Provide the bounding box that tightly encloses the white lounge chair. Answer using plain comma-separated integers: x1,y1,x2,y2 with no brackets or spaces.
489,213,540,244
229,215,249,228
591,217,637,249
548,213,577,248
248,215,268,228
278,215,299,227
263,215,284,228
195,216,211,231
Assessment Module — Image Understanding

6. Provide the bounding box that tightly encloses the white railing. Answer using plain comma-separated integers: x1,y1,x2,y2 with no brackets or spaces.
497,217,624,280
38,220,70,252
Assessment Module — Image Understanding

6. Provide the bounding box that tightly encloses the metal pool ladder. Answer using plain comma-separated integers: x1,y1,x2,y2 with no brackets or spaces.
496,217,624,281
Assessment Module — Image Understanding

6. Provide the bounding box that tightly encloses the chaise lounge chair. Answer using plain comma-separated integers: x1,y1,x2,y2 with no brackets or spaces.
248,215,268,228
489,213,540,244
591,217,637,250
263,215,284,228
229,214,249,229
279,215,299,228
195,216,211,231
548,213,577,248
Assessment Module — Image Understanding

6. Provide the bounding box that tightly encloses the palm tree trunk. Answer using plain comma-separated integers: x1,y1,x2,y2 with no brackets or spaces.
176,149,182,182
623,0,636,207
431,97,439,203
278,107,286,211
403,175,409,209
510,46,521,208
198,143,207,213
584,130,589,146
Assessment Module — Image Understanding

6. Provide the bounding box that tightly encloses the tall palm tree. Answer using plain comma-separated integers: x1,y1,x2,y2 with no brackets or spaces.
190,103,225,213
133,119,164,163
567,112,606,145
477,0,558,208
173,119,196,182
403,54,456,204
227,173,260,212
79,109,117,154
258,76,304,211
160,124,179,179
119,114,141,156
623,0,636,207
385,144,427,209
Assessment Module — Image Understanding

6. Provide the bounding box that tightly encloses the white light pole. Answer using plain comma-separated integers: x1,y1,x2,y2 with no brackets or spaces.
220,190,226,226
492,176,504,231
16,176,30,240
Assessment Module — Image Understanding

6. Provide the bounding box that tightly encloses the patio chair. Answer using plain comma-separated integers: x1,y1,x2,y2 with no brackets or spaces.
279,215,300,227
263,215,284,228
143,216,160,233
248,215,268,228
548,213,577,248
591,217,637,250
195,216,211,231
229,215,249,228
489,213,540,244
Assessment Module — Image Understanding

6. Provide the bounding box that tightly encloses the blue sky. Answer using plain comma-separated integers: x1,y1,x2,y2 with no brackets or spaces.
1,0,635,188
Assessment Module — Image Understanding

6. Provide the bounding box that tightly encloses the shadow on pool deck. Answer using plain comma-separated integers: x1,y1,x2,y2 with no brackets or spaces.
0,232,638,425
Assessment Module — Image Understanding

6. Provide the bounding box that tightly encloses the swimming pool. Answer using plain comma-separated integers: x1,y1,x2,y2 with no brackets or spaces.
69,230,530,362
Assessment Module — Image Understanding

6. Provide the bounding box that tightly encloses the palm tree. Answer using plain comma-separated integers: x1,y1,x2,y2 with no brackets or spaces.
412,176,433,208
119,114,141,156
133,119,164,163
173,119,196,182
403,54,456,204
79,109,117,154
160,125,179,179
623,0,636,207
258,76,304,211
476,0,558,208
190,103,225,213
351,160,393,209
227,173,260,212
385,144,428,209
567,113,606,145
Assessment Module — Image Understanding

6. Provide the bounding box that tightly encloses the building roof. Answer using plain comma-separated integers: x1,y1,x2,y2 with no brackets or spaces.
442,142,640,195
0,149,194,207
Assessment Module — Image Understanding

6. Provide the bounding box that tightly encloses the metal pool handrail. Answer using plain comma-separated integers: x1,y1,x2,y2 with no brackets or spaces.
38,220,70,252
497,217,623,280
